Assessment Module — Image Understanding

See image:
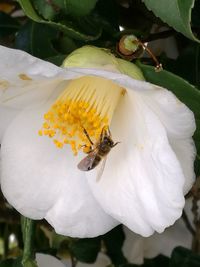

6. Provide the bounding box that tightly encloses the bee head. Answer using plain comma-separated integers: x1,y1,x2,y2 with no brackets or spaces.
103,136,114,146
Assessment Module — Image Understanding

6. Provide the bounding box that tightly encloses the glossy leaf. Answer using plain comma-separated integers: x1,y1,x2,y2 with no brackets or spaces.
69,237,101,263
170,247,200,267
143,255,169,267
143,0,200,42
18,0,101,41
138,62,200,175
15,21,59,59
32,0,58,20
103,225,127,265
47,55,67,66
63,0,98,17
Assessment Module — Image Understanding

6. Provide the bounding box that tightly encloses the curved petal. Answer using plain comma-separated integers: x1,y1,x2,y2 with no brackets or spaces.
123,218,192,263
86,87,192,237
0,46,93,111
139,88,196,194
0,106,118,237
123,200,193,264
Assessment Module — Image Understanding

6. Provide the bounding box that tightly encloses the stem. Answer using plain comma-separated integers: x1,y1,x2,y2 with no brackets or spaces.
21,216,37,267
133,40,162,71
192,196,200,253
70,254,77,267
182,210,195,236
190,177,200,253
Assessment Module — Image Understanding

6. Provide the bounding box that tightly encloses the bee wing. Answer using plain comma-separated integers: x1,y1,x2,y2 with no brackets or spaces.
96,157,107,182
77,153,97,171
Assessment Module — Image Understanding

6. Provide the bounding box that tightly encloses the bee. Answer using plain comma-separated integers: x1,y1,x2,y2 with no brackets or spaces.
78,126,119,174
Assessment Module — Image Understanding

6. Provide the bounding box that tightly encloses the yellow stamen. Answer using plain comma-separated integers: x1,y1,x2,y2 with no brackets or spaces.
39,76,124,155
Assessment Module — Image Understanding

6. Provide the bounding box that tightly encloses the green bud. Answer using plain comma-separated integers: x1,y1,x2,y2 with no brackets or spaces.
117,58,145,81
62,45,144,81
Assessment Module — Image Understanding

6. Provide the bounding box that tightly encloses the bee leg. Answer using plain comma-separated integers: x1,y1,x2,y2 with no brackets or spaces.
107,126,112,137
112,141,120,148
101,125,112,138
80,144,93,154
83,128,94,145
100,125,108,142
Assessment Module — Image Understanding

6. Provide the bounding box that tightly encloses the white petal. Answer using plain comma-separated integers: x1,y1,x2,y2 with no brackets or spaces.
87,88,190,236
139,88,196,194
0,45,64,81
123,219,192,263
169,139,196,194
123,200,193,264
0,46,88,110
0,106,19,141
144,218,192,259
0,106,118,237
36,253,65,267
140,88,196,139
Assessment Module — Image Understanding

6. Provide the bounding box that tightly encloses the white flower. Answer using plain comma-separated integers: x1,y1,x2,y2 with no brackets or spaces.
0,45,196,238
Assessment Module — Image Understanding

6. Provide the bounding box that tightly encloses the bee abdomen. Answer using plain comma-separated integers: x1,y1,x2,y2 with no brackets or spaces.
91,154,102,169
99,147,111,156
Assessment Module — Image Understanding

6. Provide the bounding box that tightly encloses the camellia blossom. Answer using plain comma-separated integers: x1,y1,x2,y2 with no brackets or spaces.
0,45,196,238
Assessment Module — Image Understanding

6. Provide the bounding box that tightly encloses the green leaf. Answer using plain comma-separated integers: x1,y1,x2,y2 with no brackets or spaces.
0,12,19,38
0,259,15,267
56,35,78,54
138,62,200,176
163,43,200,89
46,54,66,66
170,247,200,267
32,0,58,20
15,21,59,59
103,225,127,265
143,0,200,42
69,237,101,263
18,0,101,41
143,255,170,267
0,257,23,267
63,0,98,17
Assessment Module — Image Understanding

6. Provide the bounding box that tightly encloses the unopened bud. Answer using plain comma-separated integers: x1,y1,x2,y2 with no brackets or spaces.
118,35,139,56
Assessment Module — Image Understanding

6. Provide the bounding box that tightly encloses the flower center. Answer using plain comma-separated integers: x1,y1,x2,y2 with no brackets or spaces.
39,76,124,155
